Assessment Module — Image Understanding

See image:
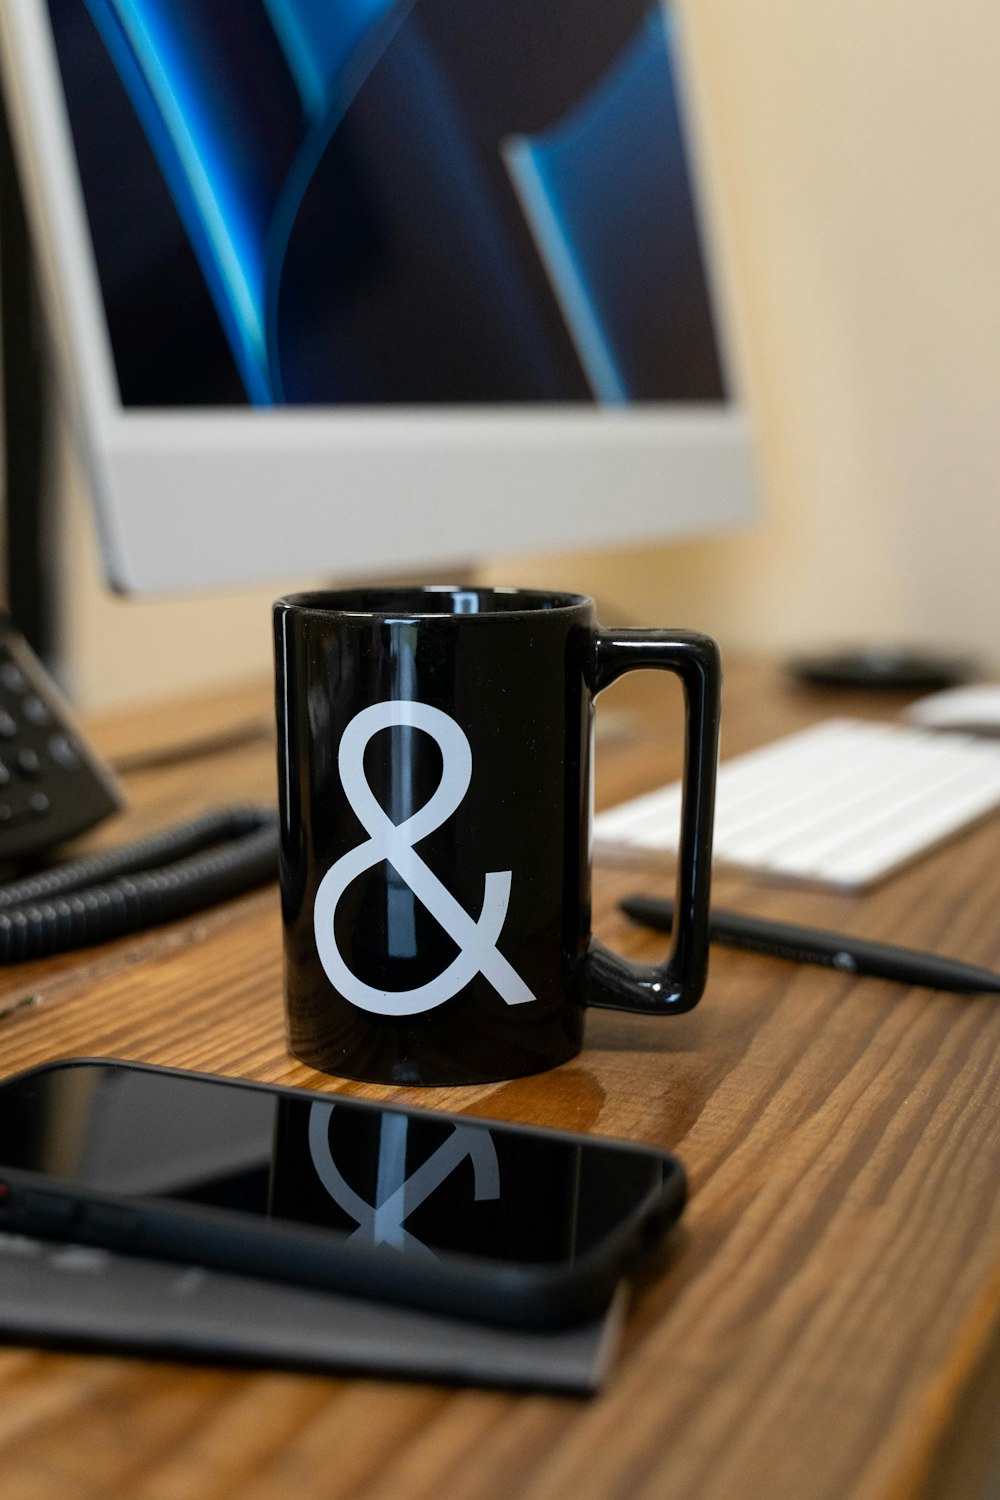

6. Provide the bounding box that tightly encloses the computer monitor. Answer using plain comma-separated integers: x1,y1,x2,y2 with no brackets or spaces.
0,0,755,596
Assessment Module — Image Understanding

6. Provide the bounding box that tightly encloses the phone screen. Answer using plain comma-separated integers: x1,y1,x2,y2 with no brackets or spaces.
0,1063,674,1267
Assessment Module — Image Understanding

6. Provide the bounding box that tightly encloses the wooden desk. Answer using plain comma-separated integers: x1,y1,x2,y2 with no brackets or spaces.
1,659,1000,1500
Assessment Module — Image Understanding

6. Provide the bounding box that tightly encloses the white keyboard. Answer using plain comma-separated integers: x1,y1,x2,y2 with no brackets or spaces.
594,717,1000,890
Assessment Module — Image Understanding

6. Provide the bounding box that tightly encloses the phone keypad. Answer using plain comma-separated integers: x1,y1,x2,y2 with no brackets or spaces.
0,617,123,862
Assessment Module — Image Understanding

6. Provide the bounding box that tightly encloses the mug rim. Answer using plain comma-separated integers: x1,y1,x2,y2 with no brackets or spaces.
274,586,594,619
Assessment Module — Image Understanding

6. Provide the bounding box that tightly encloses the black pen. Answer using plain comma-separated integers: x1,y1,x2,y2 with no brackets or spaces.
620,894,1000,995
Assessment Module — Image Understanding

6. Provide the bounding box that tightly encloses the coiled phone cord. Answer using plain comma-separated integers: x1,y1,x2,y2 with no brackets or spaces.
0,805,278,961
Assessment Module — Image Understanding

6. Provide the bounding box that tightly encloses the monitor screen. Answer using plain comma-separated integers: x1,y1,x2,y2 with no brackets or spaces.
0,1,756,592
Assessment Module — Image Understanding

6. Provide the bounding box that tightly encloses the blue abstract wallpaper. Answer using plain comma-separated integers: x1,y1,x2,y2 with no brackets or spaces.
47,0,726,407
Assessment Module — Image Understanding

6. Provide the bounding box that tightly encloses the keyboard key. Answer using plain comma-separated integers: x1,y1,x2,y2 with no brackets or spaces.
47,734,80,770
22,696,51,727
0,662,26,694
15,749,40,778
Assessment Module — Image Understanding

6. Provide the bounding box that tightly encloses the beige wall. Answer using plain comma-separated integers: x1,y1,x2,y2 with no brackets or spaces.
52,0,1000,710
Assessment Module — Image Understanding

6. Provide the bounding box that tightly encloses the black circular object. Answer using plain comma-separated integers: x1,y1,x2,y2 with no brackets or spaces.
788,647,973,691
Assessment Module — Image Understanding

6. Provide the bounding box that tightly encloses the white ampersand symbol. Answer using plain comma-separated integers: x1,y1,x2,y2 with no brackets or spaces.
313,700,535,1017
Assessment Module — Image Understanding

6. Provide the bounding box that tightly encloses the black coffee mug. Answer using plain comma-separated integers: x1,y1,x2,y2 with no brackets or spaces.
274,587,720,1086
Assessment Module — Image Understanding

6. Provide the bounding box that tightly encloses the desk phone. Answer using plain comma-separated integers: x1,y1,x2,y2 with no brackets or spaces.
0,612,122,863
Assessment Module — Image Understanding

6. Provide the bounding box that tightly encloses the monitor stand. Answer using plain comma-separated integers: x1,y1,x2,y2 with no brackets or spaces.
0,72,54,666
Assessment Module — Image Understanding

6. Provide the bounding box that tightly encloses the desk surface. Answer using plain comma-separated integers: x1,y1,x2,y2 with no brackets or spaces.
1,659,1000,1500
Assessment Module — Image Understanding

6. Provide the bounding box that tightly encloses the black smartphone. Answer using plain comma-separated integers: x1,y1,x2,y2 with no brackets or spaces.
0,1059,685,1328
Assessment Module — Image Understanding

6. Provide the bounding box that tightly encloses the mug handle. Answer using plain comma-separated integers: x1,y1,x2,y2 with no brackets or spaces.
582,628,721,1015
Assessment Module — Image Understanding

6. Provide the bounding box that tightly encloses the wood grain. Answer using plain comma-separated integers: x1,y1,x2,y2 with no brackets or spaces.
0,659,999,1499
